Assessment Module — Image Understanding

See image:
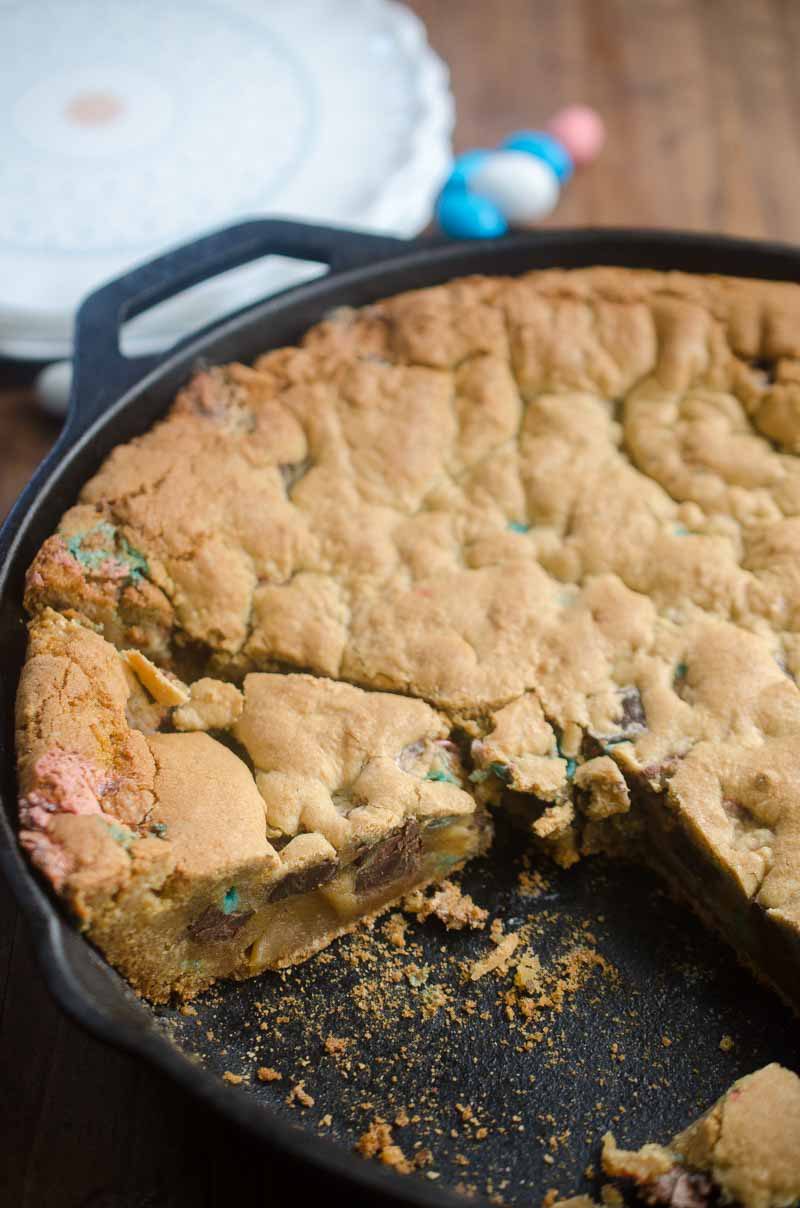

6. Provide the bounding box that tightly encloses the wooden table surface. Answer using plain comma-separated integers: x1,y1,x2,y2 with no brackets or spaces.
4,1,800,1203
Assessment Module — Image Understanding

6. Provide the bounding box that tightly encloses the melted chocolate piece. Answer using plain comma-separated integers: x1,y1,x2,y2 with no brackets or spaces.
582,687,647,758
647,1169,716,1208
639,756,680,788
187,905,254,943
354,819,422,894
279,458,311,492
266,857,338,904
620,687,647,732
749,356,777,384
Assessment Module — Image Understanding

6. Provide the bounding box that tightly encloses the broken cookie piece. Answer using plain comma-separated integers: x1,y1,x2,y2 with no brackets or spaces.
602,1064,800,1208
122,649,189,707
173,677,244,731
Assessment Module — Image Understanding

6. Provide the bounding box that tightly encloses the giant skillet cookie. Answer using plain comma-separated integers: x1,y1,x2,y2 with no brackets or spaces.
15,267,800,1006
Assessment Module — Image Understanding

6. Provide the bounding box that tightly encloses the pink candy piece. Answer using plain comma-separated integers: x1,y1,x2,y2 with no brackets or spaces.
546,105,605,166
20,750,111,827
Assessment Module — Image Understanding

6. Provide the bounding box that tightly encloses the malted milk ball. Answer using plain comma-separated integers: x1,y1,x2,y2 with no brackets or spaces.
546,105,606,165
468,151,560,226
502,130,574,182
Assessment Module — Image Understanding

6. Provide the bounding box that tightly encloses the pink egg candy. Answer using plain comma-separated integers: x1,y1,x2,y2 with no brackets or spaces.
546,105,605,166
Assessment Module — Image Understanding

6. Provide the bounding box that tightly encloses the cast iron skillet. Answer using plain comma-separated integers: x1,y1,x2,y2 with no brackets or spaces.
3,221,800,1207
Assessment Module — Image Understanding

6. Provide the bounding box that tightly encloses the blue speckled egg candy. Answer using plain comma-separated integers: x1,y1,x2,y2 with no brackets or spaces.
449,148,493,185
502,129,574,182
435,182,508,239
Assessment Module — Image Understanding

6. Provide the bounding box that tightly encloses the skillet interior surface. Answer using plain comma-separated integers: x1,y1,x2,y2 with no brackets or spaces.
3,224,800,1205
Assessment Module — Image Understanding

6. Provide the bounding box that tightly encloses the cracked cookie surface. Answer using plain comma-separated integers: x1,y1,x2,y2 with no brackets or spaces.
16,266,800,1007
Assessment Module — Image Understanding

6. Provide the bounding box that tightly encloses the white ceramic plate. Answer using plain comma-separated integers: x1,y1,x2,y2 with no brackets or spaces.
0,0,452,360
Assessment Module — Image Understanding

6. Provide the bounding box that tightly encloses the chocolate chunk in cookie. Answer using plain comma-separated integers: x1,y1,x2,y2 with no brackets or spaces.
266,857,338,903
355,819,422,894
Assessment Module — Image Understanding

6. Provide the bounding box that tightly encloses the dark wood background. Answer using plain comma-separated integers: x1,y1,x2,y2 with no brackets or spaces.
4,1,800,1202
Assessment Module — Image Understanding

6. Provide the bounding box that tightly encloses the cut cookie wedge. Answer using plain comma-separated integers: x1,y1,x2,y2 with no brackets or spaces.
16,610,488,1001
601,1064,800,1208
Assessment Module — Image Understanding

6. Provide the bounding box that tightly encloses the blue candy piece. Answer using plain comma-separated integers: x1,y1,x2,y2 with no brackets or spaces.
502,130,574,182
435,183,508,239
449,148,492,185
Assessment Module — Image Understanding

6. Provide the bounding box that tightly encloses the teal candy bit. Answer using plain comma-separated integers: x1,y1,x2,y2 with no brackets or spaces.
149,822,168,837
672,524,689,536
67,533,115,571
425,769,459,785
106,821,135,849
66,522,149,583
489,761,513,784
425,816,457,830
469,769,490,784
554,735,577,779
675,661,688,679
119,535,149,582
507,521,530,534
222,887,240,914
67,522,117,563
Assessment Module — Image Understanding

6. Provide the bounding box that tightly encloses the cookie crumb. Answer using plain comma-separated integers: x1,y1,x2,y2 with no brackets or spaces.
383,913,408,949
469,925,520,981
286,1080,315,1108
324,1035,349,1056
719,1033,734,1052
356,1120,413,1174
256,1066,282,1082
222,1071,243,1085
404,879,488,930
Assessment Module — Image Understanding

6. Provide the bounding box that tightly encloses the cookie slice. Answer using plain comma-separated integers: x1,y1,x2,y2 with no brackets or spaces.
16,611,488,1000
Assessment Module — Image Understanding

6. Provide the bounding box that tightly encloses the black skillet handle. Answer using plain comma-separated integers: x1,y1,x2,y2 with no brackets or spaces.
68,218,406,441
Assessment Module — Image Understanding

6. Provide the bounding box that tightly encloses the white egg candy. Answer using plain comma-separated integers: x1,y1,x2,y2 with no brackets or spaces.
468,150,560,226
35,360,73,418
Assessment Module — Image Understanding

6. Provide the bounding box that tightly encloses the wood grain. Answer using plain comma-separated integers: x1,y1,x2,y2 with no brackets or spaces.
3,2,800,1203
